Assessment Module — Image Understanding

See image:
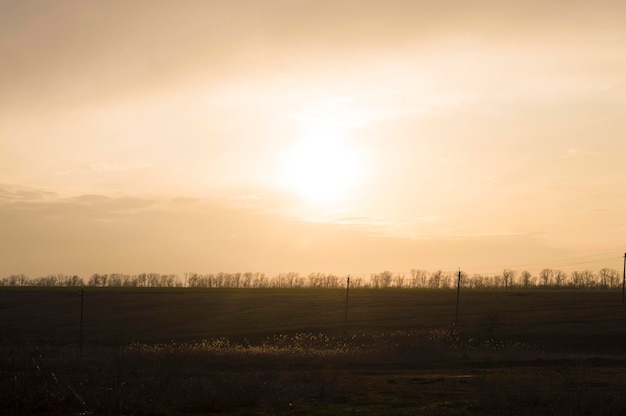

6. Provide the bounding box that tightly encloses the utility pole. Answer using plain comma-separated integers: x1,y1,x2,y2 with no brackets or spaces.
344,276,350,337
455,268,461,327
622,253,626,304
79,286,84,356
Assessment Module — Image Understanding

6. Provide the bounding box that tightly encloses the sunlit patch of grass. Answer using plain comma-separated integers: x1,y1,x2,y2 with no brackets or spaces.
121,329,478,366
3,328,611,415
125,332,358,362
0,329,472,415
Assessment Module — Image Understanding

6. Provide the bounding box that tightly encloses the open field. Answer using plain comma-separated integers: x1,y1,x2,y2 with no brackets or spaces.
2,288,626,414
3,287,626,351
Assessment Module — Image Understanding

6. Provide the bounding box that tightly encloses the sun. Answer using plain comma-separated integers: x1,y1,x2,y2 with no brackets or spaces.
281,127,362,204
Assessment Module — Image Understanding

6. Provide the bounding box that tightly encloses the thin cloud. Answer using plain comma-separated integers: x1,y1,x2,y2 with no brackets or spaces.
0,183,56,202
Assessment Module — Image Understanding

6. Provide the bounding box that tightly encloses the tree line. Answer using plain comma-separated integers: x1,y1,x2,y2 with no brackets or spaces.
0,268,622,289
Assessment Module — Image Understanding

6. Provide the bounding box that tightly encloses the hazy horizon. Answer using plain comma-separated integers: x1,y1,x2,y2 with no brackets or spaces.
2,1,625,278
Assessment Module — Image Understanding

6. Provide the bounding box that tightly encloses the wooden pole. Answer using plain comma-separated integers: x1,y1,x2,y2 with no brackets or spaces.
455,268,461,327
622,253,626,304
344,276,350,337
79,286,84,356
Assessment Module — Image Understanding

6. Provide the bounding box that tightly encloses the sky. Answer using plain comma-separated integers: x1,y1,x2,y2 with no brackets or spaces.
1,0,625,278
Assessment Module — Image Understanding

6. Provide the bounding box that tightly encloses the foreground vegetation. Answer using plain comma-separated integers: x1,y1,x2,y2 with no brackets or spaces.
2,288,626,415
3,330,626,415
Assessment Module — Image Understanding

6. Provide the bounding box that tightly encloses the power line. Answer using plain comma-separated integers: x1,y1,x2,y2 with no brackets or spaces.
464,250,624,276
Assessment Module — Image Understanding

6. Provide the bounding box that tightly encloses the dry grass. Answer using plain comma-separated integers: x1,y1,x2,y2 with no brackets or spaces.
0,329,470,415
2,288,626,414
4,329,626,415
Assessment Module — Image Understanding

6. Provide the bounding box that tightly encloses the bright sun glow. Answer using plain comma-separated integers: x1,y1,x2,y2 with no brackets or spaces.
281,126,362,204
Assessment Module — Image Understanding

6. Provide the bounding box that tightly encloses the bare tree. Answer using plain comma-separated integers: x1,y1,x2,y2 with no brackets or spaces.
520,270,532,288
428,270,442,289
394,273,405,288
539,269,553,286
410,269,428,288
503,269,516,289
439,271,453,288
599,268,619,289
370,271,393,288
469,273,485,289
554,270,567,287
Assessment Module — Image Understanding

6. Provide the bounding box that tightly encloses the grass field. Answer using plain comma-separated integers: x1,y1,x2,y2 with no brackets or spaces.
2,288,626,414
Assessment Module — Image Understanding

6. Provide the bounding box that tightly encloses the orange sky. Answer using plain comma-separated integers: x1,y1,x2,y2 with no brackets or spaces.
1,0,625,278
